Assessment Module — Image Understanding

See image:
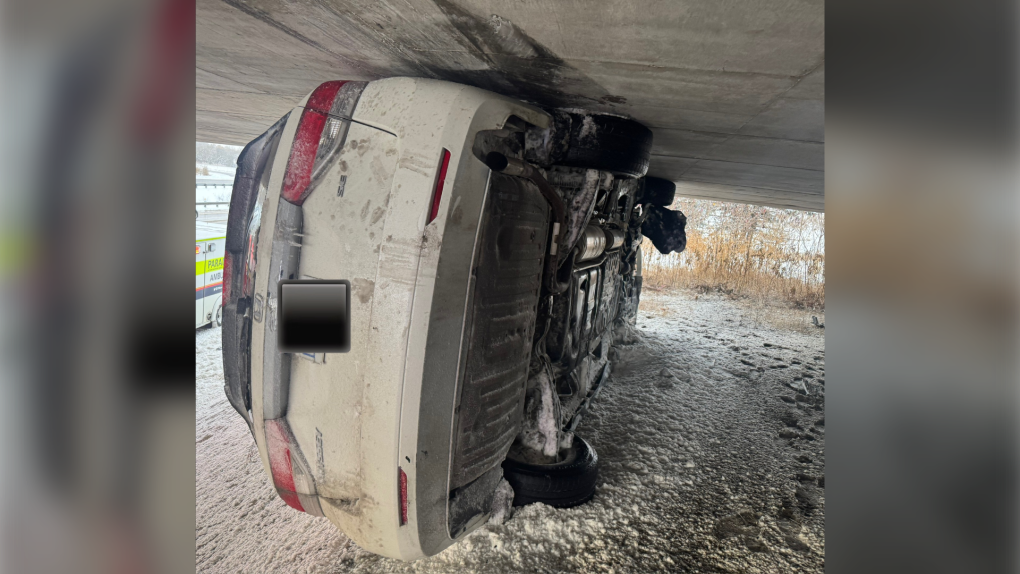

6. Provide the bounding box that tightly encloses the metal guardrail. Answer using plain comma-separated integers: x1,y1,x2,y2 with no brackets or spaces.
196,201,230,220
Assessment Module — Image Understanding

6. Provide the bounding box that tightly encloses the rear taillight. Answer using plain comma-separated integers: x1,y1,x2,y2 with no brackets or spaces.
281,81,362,206
398,467,408,526
264,419,305,512
427,149,451,225
222,252,233,304
305,81,345,113
282,109,329,205
262,418,325,516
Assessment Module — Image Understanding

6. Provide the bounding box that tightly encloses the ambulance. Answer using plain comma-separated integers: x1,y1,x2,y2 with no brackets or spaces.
196,221,227,328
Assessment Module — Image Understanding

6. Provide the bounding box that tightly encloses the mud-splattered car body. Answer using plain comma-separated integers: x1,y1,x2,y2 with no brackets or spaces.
221,77,685,560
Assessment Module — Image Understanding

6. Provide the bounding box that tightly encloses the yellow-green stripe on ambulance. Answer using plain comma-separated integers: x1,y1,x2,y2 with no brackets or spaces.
197,256,224,276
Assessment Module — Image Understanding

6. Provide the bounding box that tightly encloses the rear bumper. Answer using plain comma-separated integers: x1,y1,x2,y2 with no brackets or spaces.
222,113,290,433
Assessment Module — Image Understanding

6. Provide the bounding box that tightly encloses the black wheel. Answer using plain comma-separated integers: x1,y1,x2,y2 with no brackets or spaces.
502,436,599,508
214,304,223,328
641,176,676,207
556,111,652,179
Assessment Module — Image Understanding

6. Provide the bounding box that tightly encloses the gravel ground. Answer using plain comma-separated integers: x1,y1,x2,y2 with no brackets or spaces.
197,289,825,573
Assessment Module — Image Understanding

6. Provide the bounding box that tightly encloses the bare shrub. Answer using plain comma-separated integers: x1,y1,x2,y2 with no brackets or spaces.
641,198,825,310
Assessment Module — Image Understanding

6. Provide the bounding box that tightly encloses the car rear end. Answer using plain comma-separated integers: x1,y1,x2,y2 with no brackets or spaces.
223,77,553,559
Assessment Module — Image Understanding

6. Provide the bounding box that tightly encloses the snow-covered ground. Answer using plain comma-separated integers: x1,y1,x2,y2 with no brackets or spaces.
197,289,825,573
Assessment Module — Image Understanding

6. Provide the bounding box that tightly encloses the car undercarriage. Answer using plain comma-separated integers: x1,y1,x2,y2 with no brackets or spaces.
457,112,689,517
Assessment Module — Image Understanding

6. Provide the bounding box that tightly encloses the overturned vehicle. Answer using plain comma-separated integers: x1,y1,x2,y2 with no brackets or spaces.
221,78,687,560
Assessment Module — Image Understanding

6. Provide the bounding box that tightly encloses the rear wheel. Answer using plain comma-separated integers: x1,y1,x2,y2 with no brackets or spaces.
502,436,599,508
557,111,652,179
214,304,223,328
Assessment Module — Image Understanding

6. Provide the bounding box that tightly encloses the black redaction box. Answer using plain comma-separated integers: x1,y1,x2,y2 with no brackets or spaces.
277,280,351,353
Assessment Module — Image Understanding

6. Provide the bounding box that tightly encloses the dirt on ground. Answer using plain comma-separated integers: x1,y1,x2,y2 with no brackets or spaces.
196,289,825,573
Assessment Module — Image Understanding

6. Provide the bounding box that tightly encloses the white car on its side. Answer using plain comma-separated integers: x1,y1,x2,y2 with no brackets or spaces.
221,77,687,560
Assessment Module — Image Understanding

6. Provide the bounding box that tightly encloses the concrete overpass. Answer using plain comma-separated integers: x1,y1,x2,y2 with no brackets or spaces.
197,0,824,211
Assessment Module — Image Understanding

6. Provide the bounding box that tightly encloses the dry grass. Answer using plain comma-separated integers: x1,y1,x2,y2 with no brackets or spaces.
642,198,825,312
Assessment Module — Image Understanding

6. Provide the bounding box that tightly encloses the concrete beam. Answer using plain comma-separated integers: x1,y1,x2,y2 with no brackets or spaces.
197,0,824,211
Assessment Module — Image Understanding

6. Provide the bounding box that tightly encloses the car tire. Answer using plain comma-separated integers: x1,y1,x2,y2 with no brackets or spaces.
502,436,599,508
214,304,223,328
642,176,676,207
557,111,652,179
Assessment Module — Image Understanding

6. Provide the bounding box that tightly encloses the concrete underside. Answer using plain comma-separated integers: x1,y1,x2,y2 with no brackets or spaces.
197,0,824,211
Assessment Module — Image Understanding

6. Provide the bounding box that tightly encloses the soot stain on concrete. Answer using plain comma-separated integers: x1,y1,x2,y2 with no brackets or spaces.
223,0,620,112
